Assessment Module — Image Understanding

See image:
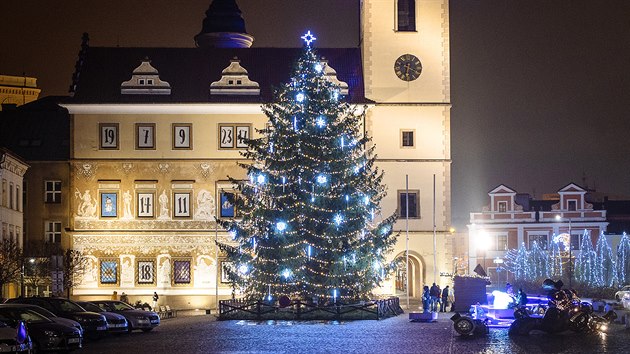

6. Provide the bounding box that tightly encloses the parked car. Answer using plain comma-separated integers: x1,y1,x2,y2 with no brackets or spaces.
615,285,630,301
0,319,32,353
7,303,84,336
0,305,81,352
77,301,128,334
6,297,108,338
90,301,160,332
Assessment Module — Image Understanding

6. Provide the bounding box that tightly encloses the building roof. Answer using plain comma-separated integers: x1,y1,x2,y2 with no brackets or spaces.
69,47,369,104
0,96,70,161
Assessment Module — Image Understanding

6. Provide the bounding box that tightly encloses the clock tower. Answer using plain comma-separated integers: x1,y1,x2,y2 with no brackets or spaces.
361,0,452,295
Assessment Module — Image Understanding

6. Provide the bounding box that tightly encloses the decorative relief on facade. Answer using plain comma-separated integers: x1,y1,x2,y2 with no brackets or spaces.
194,255,216,288
197,162,214,180
157,255,171,287
122,190,133,220
72,234,232,256
120,255,135,287
75,162,97,180
210,58,260,95
158,190,170,220
156,163,171,174
194,189,215,220
120,59,171,95
79,255,99,288
74,188,97,218
119,163,135,175
73,218,217,230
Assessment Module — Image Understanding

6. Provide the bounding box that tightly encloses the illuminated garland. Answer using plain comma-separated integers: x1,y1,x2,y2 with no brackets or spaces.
217,32,397,303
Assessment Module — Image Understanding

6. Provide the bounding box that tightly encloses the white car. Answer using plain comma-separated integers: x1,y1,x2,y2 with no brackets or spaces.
622,293,630,310
615,285,630,301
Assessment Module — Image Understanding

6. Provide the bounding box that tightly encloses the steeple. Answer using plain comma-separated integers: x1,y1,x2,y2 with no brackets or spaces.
194,0,254,48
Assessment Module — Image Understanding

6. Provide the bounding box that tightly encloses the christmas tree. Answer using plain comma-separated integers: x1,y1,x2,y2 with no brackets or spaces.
594,232,617,287
220,32,397,303
617,232,630,285
574,230,597,285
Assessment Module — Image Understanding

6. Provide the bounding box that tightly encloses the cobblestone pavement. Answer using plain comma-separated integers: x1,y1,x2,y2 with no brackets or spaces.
82,312,630,353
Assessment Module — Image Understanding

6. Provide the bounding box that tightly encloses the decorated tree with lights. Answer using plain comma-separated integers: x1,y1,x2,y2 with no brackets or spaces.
617,232,630,285
594,232,617,287
220,32,397,303
528,241,548,280
574,230,597,285
505,242,529,281
547,233,565,279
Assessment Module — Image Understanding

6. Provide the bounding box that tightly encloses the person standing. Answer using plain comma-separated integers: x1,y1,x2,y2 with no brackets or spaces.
422,286,430,313
441,286,450,312
429,283,439,312
152,291,159,310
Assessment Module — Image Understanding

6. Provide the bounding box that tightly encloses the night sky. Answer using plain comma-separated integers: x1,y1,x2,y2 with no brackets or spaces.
2,0,630,228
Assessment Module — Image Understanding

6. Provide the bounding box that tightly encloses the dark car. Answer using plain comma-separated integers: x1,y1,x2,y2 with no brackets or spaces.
77,301,128,333
0,305,81,352
7,304,84,337
6,297,107,338
91,301,160,332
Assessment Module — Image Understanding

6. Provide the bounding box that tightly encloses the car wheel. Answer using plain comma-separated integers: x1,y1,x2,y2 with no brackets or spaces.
141,328,153,332
453,317,475,335
616,295,620,302
127,324,133,333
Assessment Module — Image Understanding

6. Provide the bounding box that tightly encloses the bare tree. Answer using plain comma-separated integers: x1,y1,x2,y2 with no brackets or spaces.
61,249,89,299
0,239,24,300
23,257,52,296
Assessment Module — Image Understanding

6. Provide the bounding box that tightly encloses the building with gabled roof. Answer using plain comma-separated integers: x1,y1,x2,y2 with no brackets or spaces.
53,0,452,308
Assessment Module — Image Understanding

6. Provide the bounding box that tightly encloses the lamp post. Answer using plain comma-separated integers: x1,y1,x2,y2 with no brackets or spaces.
477,231,491,271
555,215,573,288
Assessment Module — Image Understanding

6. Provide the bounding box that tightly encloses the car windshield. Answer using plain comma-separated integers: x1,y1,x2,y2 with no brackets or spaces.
80,302,102,312
50,299,86,312
0,308,52,324
25,306,57,319
110,302,135,311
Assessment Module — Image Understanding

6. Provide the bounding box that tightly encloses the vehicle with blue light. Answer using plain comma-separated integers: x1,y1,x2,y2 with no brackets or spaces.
6,297,108,339
0,319,32,353
0,306,81,352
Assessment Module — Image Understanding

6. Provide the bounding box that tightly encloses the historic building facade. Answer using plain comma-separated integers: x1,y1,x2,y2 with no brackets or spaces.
58,0,452,307
0,75,41,110
467,183,608,285
0,148,29,297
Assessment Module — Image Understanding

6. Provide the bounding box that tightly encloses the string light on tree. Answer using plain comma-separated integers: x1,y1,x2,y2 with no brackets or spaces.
218,32,397,303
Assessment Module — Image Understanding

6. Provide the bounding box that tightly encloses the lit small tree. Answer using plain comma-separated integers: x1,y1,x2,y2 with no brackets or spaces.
617,232,630,285
594,232,617,287
574,230,597,286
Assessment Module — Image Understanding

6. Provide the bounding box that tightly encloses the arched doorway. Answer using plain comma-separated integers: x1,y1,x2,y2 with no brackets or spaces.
393,253,424,299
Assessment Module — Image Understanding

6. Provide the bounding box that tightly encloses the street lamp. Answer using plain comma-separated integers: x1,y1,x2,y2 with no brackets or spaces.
477,231,491,271
555,215,573,288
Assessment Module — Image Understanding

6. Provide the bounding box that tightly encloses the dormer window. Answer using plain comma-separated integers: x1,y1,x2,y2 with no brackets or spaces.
121,58,171,95
320,59,349,95
568,200,577,211
210,57,260,96
498,201,507,212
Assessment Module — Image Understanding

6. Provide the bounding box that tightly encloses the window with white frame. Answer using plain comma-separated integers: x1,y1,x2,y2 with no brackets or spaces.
401,130,415,147
45,221,62,243
567,199,577,211
45,180,62,203
528,234,548,250
9,183,14,209
16,186,20,211
498,201,507,212
398,190,420,218
397,0,416,31
487,234,508,251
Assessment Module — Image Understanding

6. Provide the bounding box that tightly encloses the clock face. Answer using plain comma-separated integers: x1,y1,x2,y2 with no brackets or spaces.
394,54,422,81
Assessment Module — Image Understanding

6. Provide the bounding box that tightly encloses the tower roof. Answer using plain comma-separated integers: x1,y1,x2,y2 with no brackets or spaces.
195,0,254,48
198,0,247,36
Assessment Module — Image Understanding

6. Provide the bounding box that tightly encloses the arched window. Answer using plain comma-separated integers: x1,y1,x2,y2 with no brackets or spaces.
397,0,416,32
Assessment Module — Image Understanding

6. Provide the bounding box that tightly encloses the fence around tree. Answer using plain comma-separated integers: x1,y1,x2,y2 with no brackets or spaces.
218,297,403,320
